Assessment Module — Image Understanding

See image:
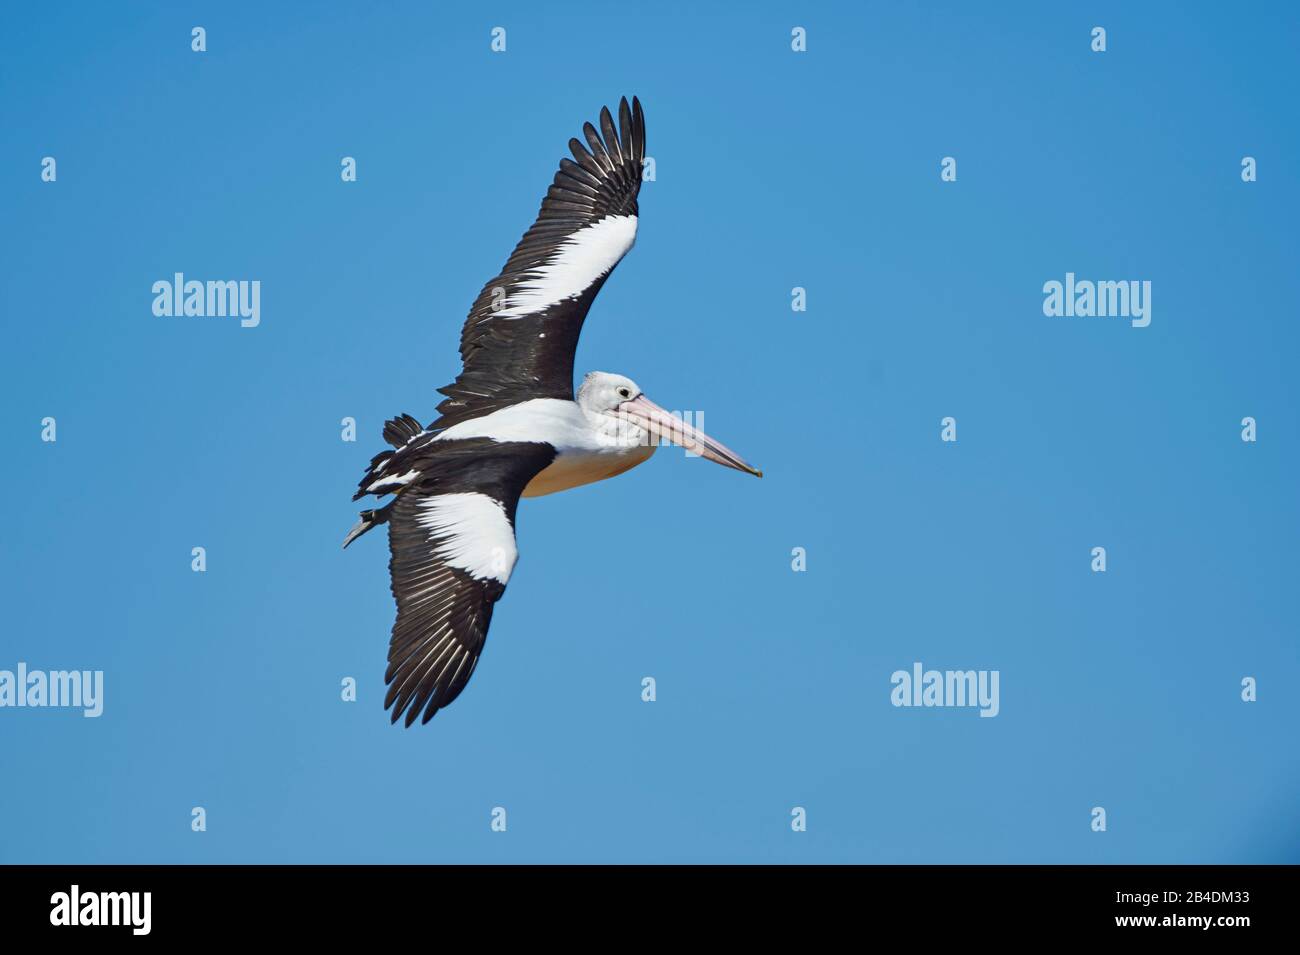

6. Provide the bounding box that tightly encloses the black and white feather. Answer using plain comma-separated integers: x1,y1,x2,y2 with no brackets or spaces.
379,439,555,725
432,95,646,431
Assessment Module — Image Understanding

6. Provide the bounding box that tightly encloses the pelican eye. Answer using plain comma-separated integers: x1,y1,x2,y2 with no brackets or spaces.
617,387,631,399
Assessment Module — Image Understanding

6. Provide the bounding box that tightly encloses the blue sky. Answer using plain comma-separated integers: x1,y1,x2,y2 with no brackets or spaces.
2,1,1297,863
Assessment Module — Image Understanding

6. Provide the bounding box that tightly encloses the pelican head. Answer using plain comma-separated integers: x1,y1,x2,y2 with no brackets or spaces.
577,371,762,477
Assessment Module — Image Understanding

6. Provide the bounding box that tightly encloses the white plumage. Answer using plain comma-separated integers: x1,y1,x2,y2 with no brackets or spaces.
415,493,519,583
493,215,638,319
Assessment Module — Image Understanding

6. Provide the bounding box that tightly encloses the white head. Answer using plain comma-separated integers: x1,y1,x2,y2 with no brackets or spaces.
576,371,762,477
577,371,643,413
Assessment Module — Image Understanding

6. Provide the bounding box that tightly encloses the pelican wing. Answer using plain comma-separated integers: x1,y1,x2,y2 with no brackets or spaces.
382,440,555,725
433,96,646,431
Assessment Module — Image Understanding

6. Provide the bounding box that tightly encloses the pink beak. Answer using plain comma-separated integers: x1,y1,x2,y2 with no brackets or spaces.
615,394,762,478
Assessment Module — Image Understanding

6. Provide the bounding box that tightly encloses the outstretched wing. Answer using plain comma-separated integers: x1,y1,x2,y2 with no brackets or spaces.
432,96,646,432
383,441,555,726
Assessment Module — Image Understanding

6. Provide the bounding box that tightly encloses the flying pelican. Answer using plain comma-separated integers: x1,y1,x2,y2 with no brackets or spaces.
346,97,761,726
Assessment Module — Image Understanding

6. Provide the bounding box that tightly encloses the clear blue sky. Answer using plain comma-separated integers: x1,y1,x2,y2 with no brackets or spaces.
2,1,1297,863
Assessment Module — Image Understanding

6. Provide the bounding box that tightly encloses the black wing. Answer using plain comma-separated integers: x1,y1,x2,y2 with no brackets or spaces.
383,440,555,726
432,96,646,432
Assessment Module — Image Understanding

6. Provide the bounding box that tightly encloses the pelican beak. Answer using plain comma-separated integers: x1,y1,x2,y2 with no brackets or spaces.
615,394,762,478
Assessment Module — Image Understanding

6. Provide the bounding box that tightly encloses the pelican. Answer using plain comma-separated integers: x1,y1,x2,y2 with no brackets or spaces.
346,97,761,726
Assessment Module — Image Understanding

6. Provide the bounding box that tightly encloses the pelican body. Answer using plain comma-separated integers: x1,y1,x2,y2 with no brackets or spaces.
347,97,760,726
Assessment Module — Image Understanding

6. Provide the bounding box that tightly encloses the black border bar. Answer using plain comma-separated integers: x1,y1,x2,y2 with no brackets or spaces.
0,864,1291,939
